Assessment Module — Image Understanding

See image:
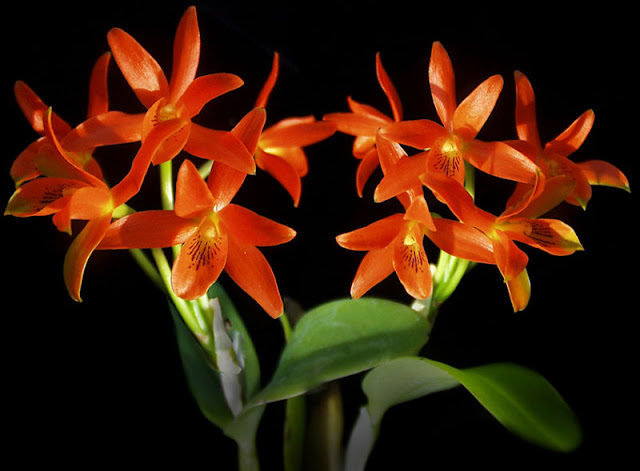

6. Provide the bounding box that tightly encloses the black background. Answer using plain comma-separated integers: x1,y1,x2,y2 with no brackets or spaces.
2,0,636,468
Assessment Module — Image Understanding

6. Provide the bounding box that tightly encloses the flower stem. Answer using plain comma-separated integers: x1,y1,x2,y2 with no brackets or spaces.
150,247,210,346
159,160,174,211
128,248,164,291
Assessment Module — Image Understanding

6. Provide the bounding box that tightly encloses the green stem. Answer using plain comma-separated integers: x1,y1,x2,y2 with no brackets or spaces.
150,247,210,347
238,443,260,471
159,160,174,211
128,248,164,291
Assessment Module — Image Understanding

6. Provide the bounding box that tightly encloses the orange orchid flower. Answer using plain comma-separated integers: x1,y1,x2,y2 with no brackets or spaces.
336,136,441,300
61,6,254,174
375,41,539,203
508,71,630,209
10,52,111,187
424,171,583,311
98,108,295,318
252,52,337,206
6,108,186,302
323,52,403,196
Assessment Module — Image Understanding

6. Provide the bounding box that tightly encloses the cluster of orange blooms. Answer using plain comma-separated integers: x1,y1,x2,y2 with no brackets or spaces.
5,6,629,317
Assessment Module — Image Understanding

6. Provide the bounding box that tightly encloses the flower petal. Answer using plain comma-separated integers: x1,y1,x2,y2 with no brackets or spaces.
61,111,144,151
206,163,247,212
87,52,112,118
225,239,284,318
336,213,404,251
376,52,402,122
421,171,495,232
514,71,542,152
63,213,112,302
544,109,594,158
111,118,188,206
99,210,196,249
350,245,394,299
464,139,539,184
577,159,630,192
322,110,388,137
392,226,432,299
355,147,380,197
505,268,531,312
107,27,169,108
379,119,445,150
186,123,256,174
255,149,303,206
4,177,85,217
169,6,200,103
427,218,495,264
174,159,214,219
493,231,528,282
499,218,583,256
429,41,457,129
231,107,267,156
374,152,427,203
404,192,436,232
11,139,47,186
180,73,244,118
452,74,503,141
255,52,279,108
14,81,71,136
220,203,296,246
260,116,336,149
172,220,228,300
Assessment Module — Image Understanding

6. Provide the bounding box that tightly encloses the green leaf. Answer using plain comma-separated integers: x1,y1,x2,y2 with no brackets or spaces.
345,357,459,471
439,360,583,453
345,356,582,470
167,282,262,430
250,297,430,406
168,299,233,429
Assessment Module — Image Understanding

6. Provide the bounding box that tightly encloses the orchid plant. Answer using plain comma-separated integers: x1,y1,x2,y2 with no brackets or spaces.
5,6,630,470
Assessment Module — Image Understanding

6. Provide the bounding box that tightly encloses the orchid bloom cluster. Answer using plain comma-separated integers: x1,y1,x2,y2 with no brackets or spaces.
326,42,630,312
5,5,632,469
5,6,335,326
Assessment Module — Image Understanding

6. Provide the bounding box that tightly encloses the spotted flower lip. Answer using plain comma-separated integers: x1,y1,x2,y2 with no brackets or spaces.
60,6,255,174
375,41,539,203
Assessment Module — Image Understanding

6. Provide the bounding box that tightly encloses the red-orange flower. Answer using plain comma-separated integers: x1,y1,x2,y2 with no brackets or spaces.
6,108,186,301
508,71,630,209
253,52,337,206
375,41,539,203
336,137,443,300
323,52,403,196
98,109,295,318
10,52,111,187
424,171,583,311
62,6,254,174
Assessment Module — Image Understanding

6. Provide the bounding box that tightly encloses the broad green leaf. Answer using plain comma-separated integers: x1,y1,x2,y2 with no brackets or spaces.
438,360,583,453
345,356,582,470
250,297,430,406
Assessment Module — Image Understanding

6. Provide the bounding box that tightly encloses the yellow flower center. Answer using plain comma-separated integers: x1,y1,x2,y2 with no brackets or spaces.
431,136,463,178
157,103,179,122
